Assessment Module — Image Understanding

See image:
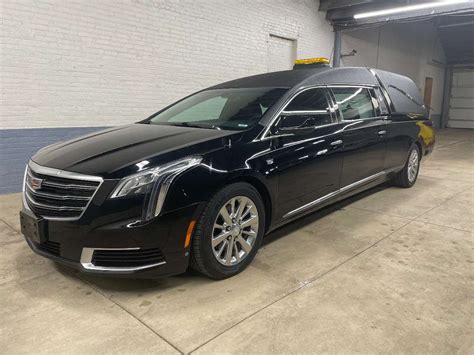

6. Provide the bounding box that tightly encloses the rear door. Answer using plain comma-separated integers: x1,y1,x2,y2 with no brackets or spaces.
331,87,387,187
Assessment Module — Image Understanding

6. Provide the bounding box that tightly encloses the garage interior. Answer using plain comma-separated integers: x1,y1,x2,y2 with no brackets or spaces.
1,0,473,353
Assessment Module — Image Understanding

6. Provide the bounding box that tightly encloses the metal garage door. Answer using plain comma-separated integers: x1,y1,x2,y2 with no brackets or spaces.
448,68,474,129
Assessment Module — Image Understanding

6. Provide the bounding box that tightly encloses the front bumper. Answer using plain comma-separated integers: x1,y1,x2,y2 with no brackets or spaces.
21,203,201,278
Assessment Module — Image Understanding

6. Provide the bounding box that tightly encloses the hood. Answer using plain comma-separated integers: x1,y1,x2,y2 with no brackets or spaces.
32,124,238,178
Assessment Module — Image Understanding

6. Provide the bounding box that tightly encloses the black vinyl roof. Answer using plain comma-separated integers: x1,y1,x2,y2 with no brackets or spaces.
211,67,380,90
211,66,426,118
209,68,330,89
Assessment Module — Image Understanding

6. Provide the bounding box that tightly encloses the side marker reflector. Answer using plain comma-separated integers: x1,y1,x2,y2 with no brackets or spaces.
184,220,196,248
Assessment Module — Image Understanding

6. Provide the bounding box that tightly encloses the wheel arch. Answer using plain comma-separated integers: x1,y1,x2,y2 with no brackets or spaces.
414,140,423,160
224,175,273,234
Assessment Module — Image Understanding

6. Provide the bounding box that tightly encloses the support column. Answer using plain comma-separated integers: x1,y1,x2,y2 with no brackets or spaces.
440,65,453,128
333,30,342,68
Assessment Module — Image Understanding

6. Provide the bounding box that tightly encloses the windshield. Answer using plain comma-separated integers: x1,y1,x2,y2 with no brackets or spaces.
147,87,288,130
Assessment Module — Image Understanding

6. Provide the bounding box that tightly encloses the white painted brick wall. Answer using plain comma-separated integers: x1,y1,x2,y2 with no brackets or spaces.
0,0,334,129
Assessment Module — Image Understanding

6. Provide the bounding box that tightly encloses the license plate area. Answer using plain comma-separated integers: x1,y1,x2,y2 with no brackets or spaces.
20,211,47,244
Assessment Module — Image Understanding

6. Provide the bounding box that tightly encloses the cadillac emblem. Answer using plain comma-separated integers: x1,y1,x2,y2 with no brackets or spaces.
29,177,43,190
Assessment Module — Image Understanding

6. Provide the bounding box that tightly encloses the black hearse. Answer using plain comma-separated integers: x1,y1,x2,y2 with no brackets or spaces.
20,64,435,279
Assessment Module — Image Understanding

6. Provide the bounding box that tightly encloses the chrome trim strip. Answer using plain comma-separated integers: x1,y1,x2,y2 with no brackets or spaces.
339,171,385,193
22,165,32,213
80,247,166,272
283,170,388,219
27,169,98,191
28,160,103,182
26,161,103,221
281,110,329,115
41,181,97,191
25,192,84,211
26,184,90,201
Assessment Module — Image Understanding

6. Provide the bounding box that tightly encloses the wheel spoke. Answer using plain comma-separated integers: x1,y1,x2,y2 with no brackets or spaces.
233,242,240,262
214,223,224,230
217,240,227,258
240,205,252,220
220,207,233,225
212,231,231,247
225,239,233,265
237,235,252,253
235,197,246,219
229,198,236,218
241,215,258,228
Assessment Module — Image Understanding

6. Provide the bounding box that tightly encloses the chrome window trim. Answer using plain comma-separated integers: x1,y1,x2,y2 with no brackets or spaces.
329,86,379,122
25,160,104,221
281,110,329,115
368,69,394,113
80,247,166,272
338,116,389,124
259,85,329,141
282,167,402,219
259,84,379,142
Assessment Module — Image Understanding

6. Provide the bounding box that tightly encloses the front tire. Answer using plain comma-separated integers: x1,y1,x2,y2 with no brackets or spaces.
394,145,420,188
189,182,265,279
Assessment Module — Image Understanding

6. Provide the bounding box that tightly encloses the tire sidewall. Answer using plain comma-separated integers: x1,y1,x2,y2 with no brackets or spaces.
196,183,265,278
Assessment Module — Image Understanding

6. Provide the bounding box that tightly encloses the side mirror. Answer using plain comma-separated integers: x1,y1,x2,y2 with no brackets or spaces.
275,114,316,136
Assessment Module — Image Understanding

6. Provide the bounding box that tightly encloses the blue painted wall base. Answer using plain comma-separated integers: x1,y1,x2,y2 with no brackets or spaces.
0,127,108,194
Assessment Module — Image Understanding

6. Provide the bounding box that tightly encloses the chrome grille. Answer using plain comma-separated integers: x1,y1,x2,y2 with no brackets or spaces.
24,162,103,220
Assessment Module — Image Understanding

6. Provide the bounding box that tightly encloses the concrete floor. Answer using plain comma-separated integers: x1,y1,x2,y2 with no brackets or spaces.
0,128,472,354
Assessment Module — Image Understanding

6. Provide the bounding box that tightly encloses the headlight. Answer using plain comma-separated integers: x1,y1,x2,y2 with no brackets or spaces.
111,156,202,220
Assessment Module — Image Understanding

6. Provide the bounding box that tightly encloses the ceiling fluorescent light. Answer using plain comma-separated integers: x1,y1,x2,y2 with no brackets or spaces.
354,0,470,19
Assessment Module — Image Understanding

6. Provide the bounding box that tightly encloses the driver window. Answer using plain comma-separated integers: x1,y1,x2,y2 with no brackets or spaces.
281,88,333,127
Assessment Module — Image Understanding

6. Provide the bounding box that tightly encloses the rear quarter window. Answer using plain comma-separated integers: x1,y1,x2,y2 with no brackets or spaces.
332,87,376,120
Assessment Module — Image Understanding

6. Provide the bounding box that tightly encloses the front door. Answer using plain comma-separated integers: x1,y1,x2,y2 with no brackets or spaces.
331,87,387,187
265,87,344,219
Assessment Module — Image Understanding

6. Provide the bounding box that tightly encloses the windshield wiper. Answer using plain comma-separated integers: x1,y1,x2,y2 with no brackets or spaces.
167,122,218,130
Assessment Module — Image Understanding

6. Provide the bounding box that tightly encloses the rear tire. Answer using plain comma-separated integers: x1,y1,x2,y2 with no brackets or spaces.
189,182,265,280
393,145,420,188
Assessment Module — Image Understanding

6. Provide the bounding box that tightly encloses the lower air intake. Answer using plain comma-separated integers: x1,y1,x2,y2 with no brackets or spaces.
91,248,165,268
35,241,60,257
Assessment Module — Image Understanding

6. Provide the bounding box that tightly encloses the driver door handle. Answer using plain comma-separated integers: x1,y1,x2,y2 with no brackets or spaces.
331,139,343,146
377,130,387,136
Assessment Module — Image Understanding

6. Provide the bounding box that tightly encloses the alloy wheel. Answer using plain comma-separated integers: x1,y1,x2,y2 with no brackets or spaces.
407,149,419,183
211,196,259,266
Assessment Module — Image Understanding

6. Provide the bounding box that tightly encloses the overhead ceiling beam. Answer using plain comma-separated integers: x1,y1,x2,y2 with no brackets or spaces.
319,0,385,11
437,20,474,29
328,3,474,31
